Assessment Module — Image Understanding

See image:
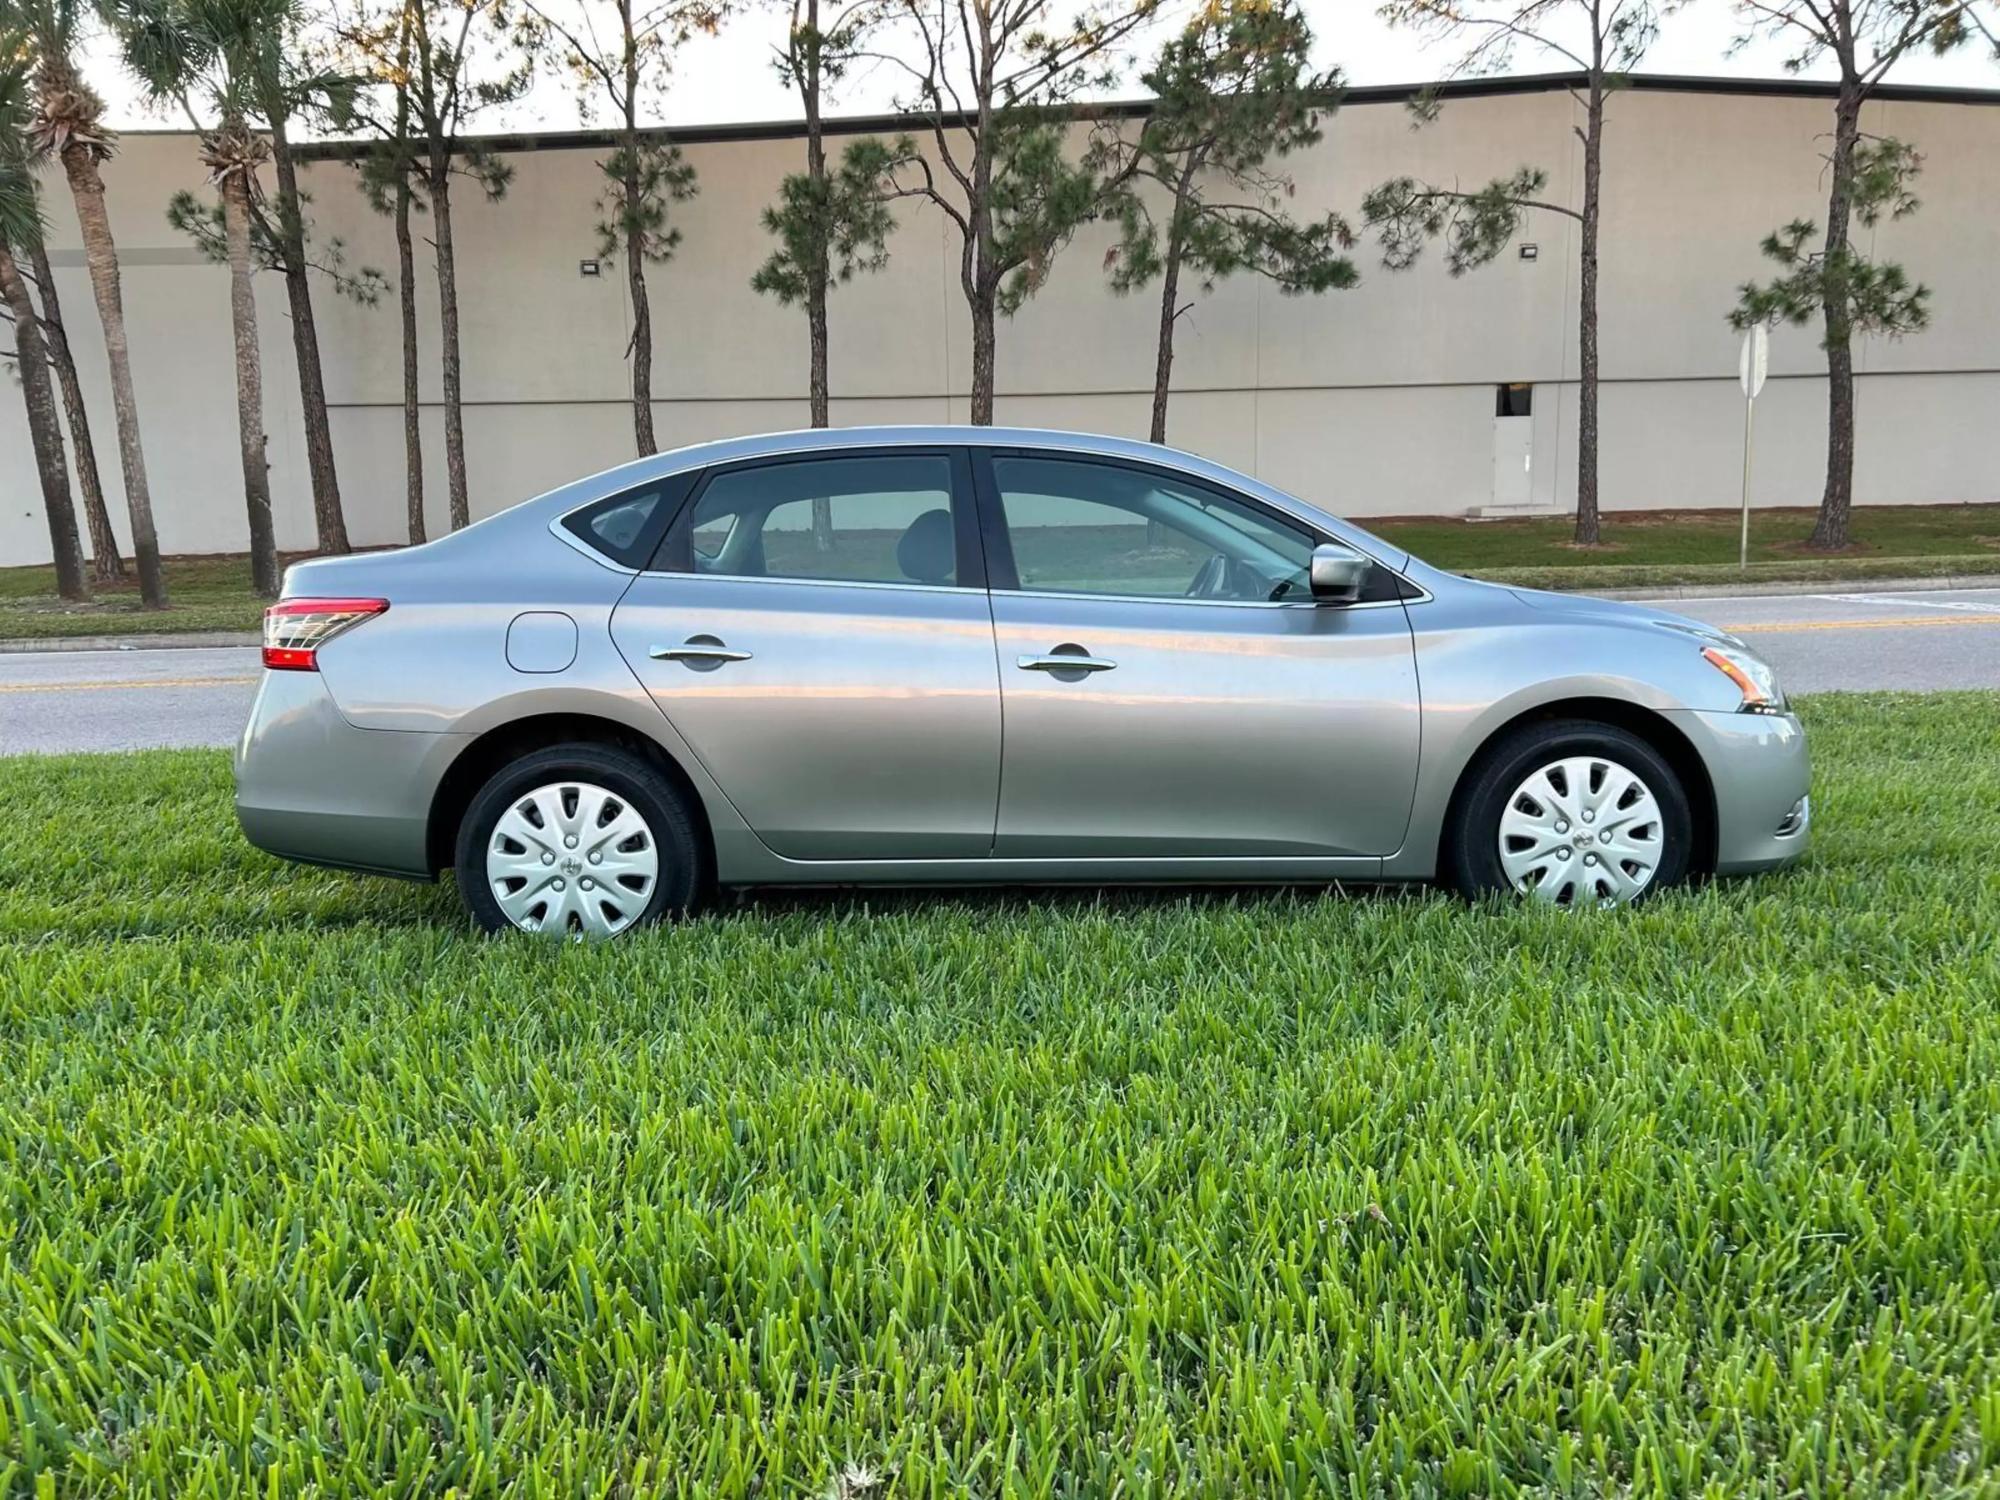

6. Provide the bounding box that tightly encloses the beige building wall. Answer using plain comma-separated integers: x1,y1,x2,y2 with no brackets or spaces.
4,77,1997,567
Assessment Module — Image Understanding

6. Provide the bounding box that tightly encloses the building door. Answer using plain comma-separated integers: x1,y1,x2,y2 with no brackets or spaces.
1491,382,1534,509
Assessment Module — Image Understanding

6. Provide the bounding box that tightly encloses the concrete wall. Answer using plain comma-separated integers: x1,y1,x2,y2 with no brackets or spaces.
5,78,1998,567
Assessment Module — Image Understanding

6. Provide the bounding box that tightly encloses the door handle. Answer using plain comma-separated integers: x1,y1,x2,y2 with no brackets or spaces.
652,636,753,665
1018,652,1116,673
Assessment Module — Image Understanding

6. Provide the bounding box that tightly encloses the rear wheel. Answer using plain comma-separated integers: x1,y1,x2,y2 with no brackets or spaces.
455,743,702,937
1447,720,1692,907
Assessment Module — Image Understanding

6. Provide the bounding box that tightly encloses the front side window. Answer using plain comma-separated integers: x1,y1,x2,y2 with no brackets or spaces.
991,456,1318,603
673,454,962,587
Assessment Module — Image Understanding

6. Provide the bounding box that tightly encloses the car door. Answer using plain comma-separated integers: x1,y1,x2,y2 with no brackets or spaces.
978,451,1421,860
609,448,1001,860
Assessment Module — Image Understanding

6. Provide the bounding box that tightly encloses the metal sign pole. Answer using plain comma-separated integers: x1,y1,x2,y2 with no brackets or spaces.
1737,325,1769,573
1740,395,1755,571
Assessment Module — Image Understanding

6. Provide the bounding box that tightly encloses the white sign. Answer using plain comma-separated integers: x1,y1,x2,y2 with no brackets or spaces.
1739,324,1769,400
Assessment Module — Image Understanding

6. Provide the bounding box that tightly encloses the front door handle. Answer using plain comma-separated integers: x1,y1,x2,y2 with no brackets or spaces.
652,635,753,668
1018,650,1116,674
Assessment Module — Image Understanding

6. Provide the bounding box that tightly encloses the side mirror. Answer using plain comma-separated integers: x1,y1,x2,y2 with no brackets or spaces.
1308,542,1369,604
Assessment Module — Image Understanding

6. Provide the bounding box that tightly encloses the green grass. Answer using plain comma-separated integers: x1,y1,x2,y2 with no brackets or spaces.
0,555,271,639
1367,503,2000,592
2,694,1999,1495
7,503,1999,640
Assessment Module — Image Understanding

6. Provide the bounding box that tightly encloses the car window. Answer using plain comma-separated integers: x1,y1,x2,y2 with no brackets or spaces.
992,456,1317,602
677,455,961,587
560,486,670,569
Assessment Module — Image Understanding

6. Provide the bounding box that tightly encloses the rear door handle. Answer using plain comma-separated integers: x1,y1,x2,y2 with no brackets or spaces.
652,636,753,666
1018,652,1116,673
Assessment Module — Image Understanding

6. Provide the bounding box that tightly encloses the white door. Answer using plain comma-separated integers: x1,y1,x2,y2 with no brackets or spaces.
1491,415,1533,508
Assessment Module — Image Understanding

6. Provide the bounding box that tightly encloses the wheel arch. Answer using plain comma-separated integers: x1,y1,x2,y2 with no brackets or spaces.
1436,696,1719,880
426,712,716,884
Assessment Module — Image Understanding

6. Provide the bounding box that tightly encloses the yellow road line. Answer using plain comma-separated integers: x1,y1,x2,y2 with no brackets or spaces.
1722,615,2000,634
0,676,257,694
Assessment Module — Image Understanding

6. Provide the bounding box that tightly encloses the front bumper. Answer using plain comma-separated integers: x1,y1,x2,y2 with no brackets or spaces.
234,671,468,879
1676,707,1812,875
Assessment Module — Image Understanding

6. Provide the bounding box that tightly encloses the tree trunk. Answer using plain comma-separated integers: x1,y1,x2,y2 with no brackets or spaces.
1810,83,1863,552
620,16,657,459
624,163,656,456
1,238,89,601
804,124,830,427
395,170,425,545
806,279,830,428
968,290,997,425
392,13,424,547
220,153,279,598
1149,228,1185,446
268,114,349,555
1573,76,1604,546
28,240,123,580
965,20,997,429
429,158,471,530
802,17,832,547
58,143,166,608
808,271,833,548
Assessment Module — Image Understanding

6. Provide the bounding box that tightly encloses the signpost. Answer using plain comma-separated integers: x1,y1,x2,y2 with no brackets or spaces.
1737,325,1769,571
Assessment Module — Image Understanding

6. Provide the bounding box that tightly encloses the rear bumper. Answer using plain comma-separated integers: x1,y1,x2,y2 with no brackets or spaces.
233,671,467,879
1676,707,1812,875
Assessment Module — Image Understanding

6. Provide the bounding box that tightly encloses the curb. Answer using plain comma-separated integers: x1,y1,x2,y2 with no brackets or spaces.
1577,574,1999,602
0,630,262,654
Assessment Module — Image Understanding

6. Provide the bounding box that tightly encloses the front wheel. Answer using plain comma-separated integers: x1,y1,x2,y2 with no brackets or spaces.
1446,720,1692,907
455,742,703,937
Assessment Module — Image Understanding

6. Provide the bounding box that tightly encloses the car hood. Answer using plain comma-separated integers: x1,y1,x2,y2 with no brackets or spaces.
1503,583,1747,646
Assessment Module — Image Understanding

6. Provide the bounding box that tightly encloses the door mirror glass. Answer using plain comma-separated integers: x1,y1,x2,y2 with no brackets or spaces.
1309,543,1370,604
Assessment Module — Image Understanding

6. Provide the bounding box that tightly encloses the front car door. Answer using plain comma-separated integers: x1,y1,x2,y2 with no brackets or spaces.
609,448,1001,860
977,451,1421,861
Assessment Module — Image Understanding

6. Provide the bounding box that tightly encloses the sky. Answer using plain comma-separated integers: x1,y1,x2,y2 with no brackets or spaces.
94,0,1998,135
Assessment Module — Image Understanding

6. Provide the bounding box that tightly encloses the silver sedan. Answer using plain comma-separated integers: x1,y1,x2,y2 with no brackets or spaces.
235,427,1809,936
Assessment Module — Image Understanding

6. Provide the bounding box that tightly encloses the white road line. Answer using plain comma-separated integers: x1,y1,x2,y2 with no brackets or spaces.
1662,588,2000,607
1814,592,2000,613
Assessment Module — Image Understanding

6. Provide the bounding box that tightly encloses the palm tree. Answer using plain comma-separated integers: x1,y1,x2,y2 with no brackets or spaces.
116,0,285,595
1,69,89,601
3,0,168,606
4,52,122,583
27,235,123,580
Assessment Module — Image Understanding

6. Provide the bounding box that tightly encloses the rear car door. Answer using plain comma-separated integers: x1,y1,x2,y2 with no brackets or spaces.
977,451,1421,859
609,448,1001,860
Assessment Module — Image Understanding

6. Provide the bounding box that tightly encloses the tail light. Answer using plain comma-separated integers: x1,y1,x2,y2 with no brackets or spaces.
263,597,389,670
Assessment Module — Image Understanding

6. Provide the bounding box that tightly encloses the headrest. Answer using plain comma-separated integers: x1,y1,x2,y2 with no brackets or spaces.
896,508,957,585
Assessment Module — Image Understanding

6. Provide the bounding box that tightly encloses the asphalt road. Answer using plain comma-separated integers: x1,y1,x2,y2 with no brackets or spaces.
2,585,1997,756
0,645,260,755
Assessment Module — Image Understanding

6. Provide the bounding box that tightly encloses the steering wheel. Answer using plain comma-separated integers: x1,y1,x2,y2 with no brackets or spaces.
1185,553,1236,599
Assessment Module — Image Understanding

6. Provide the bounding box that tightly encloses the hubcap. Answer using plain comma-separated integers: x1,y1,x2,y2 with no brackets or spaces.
486,781,659,938
1498,755,1664,907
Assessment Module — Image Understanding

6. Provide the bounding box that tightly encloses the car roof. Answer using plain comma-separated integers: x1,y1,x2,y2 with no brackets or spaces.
525,426,1286,522
606,425,1224,481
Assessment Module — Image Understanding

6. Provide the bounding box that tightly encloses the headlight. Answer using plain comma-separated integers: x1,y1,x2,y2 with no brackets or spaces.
1701,645,1786,713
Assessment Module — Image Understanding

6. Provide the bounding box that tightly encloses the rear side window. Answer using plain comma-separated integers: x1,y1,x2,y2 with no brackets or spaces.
559,475,693,569
664,454,968,587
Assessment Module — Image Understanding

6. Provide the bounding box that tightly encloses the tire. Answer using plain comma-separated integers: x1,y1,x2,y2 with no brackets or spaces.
455,742,704,937
1446,719,1693,907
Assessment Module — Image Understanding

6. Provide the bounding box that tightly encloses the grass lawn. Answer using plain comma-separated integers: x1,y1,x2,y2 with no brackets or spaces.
0,554,272,639
2,693,1998,1494
6,503,2000,640
1368,503,2000,592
